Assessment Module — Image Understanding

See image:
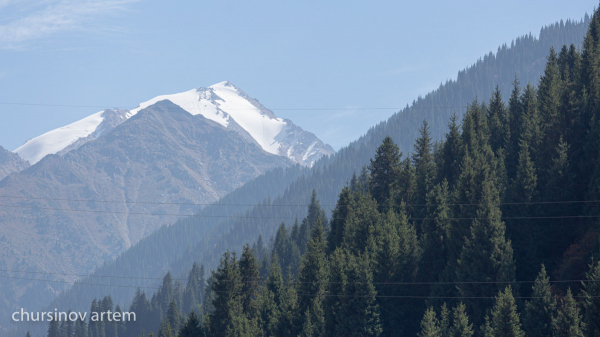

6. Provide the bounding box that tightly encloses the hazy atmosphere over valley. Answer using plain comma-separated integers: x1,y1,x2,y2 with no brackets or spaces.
1,1,600,337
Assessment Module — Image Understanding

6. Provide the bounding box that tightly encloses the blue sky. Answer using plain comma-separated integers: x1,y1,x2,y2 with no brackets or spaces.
0,0,596,151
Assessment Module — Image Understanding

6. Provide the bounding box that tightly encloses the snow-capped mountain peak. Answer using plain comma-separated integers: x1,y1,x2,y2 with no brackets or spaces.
14,82,333,166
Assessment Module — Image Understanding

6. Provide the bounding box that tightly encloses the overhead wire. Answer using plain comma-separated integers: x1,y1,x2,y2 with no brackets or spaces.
0,202,598,220
2,194,600,208
1,268,599,285
0,274,599,300
0,102,467,111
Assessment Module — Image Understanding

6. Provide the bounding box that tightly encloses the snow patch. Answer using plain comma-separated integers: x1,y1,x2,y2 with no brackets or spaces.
128,81,287,155
15,111,105,164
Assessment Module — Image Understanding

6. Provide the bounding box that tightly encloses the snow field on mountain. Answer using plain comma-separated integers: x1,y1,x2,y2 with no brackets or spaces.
13,81,331,166
15,111,105,164
129,81,286,155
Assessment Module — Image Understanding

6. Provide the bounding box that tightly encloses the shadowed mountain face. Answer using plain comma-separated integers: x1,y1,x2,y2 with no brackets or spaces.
0,100,294,314
0,145,29,181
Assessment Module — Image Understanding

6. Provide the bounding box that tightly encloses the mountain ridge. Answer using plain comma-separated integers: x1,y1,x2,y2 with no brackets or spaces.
0,145,29,181
15,81,334,166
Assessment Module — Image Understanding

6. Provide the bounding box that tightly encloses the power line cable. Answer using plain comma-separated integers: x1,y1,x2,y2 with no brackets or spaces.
2,268,599,286
0,274,598,300
2,194,600,208
0,202,597,220
0,102,467,111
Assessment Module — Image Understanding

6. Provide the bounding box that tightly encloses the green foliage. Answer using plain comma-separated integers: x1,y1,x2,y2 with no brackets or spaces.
297,218,328,336
179,312,202,337
582,260,600,337
418,307,441,337
489,287,525,337
553,288,585,337
369,136,402,211
456,177,515,324
330,250,382,337
523,264,557,337
449,303,474,337
413,120,436,216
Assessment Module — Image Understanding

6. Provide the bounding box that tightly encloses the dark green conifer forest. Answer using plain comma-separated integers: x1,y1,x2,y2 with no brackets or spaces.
41,7,600,336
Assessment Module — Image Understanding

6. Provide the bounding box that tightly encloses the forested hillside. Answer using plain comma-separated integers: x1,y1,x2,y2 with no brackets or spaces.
47,9,600,334
10,13,593,337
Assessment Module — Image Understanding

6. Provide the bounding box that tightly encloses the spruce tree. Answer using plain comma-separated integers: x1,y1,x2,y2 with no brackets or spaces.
582,260,600,337
418,307,441,337
420,180,452,285
166,300,181,333
373,207,421,336
439,304,450,337
334,253,382,337
328,186,354,253
509,138,539,269
523,264,556,337
449,303,473,337
460,100,490,156
74,316,88,337
239,243,261,318
325,248,349,337
440,113,462,187
507,77,523,180
489,286,525,337
257,284,280,336
48,319,60,337
277,269,300,336
297,218,328,336
298,190,328,255
265,257,284,306
519,88,541,156
480,316,494,337
128,289,150,337
456,177,515,325
369,136,401,211
487,87,507,153
179,312,202,337
538,47,563,167
413,120,436,216
206,251,243,336
273,222,292,273
395,156,416,211
544,138,577,261
157,320,174,337
553,288,585,337
342,193,380,254
89,299,99,337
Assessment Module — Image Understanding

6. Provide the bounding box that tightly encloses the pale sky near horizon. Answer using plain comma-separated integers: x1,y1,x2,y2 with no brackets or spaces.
0,0,597,152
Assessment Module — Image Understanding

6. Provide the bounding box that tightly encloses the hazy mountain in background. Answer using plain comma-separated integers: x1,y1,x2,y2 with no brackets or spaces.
0,83,333,329
9,15,589,337
15,81,333,167
0,145,29,181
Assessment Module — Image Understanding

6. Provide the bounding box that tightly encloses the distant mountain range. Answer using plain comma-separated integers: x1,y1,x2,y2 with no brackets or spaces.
15,81,333,167
0,82,333,324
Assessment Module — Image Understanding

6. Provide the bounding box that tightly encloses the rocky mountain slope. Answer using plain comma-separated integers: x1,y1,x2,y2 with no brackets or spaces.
0,98,330,320
15,81,333,166
0,145,29,181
